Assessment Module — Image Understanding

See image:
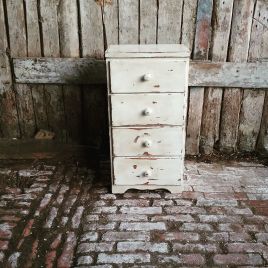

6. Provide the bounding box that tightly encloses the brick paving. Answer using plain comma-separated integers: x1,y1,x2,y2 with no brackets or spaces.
0,159,267,267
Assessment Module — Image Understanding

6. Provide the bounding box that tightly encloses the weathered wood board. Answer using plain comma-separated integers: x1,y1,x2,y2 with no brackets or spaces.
186,0,213,155
220,0,255,152
200,0,234,154
13,58,268,88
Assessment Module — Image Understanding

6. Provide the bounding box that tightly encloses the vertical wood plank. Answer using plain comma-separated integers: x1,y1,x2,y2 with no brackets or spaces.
220,0,255,152
0,0,18,138
238,0,267,151
6,0,35,138
186,0,213,155
158,0,183,44
200,0,234,153
257,1,268,154
118,0,139,44
103,0,119,48
80,0,104,58
140,0,157,44
181,0,198,54
40,0,66,142
25,0,48,132
58,0,82,144
79,0,106,148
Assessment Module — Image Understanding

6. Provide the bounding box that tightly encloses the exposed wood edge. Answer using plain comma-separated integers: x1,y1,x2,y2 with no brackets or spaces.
13,58,268,88
0,139,99,164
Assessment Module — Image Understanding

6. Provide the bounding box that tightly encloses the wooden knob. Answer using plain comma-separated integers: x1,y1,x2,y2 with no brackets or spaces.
143,73,153,81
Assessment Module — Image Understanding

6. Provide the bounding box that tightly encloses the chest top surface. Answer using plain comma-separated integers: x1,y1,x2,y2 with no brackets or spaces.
105,44,190,58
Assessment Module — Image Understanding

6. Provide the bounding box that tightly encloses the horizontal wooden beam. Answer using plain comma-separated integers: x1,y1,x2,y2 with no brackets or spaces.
13,58,268,88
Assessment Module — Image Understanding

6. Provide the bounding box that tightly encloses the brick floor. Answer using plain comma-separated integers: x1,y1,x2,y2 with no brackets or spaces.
0,159,267,267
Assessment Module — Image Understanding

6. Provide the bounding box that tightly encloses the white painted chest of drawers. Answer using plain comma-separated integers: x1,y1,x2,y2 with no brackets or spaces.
105,44,190,193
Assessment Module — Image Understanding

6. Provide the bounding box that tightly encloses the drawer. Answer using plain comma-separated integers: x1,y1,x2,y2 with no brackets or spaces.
109,59,187,93
112,127,184,156
113,157,183,185
111,93,185,126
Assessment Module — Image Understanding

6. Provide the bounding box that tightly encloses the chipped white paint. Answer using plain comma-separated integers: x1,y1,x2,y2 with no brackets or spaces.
112,127,184,156
110,59,187,93
113,157,183,185
106,44,189,193
111,93,185,126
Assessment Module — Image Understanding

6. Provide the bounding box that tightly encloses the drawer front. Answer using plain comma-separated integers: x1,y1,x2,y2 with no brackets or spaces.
113,157,183,185
112,127,184,156
111,93,185,126
110,59,187,93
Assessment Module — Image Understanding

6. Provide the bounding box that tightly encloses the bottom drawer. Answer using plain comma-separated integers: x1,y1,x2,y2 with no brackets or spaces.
113,157,183,185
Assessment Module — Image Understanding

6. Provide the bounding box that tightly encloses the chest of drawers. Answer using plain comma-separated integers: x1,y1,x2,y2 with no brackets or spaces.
105,44,190,193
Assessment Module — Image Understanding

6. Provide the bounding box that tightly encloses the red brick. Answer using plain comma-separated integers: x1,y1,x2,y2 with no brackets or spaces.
227,243,266,254
119,222,166,231
204,192,237,200
158,254,205,265
71,206,84,229
152,199,174,206
165,206,206,214
0,240,9,250
234,192,248,200
57,232,77,268
199,214,242,223
45,250,56,268
182,191,204,200
151,214,194,222
155,232,199,242
180,223,213,232
114,199,150,206
0,215,21,222
50,233,62,250
229,232,252,242
97,253,150,264
102,231,150,242
213,254,263,266
22,219,34,237
205,232,229,242
173,243,218,253
44,207,58,228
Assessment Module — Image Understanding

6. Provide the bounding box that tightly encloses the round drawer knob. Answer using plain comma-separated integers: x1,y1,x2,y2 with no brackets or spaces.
143,108,152,116
143,140,152,148
143,170,152,177
143,73,153,81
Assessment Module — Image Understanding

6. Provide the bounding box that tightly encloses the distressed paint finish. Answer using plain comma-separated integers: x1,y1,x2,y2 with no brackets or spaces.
112,127,184,156
40,0,66,142
6,0,35,138
58,0,82,143
140,0,157,44
13,58,268,88
0,0,18,138
25,0,48,132
110,59,187,93
106,45,189,193
200,0,234,154
238,0,267,152
220,0,255,152
113,157,183,185
186,0,213,155
118,0,139,44
111,93,185,126
157,0,183,44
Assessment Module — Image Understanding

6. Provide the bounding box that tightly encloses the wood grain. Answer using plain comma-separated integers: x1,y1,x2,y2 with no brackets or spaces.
220,0,255,152
140,0,157,44
40,0,66,142
158,0,183,44
13,58,268,88
118,0,139,44
238,0,267,152
6,0,35,138
256,1,268,154
186,0,213,155
58,0,82,144
200,0,234,153
0,0,18,138
25,0,48,133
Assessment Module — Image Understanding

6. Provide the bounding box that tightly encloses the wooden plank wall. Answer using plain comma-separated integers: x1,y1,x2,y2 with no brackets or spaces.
0,0,268,155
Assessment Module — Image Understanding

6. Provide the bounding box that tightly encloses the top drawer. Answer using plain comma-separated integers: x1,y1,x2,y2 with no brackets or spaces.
109,59,187,93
